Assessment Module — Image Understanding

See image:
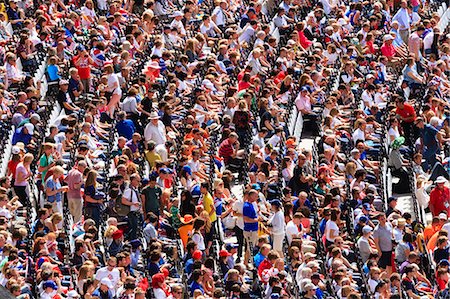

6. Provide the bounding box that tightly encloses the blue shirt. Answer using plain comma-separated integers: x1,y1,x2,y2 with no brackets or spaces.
12,127,32,145
423,124,439,152
116,120,135,140
47,65,60,81
243,202,258,231
190,281,204,296
253,252,265,268
184,258,194,273
46,177,62,203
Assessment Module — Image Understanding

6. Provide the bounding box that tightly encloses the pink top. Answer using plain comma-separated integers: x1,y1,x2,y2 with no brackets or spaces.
14,163,28,187
298,31,313,49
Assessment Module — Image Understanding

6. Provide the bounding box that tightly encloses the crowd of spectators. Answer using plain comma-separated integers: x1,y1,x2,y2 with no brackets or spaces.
0,0,448,298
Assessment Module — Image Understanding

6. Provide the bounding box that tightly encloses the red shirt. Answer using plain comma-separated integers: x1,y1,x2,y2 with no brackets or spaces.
73,55,92,80
258,259,272,280
429,186,450,216
380,43,396,58
396,104,416,123
218,139,235,164
298,31,312,49
238,81,251,91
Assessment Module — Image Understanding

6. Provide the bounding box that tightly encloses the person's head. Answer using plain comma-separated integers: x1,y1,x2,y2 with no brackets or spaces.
200,181,210,194
22,153,34,166
435,176,448,189
52,166,65,179
377,213,387,225
415,117,425,129
130,173,141,188
85,170,98,188
172,285,184,299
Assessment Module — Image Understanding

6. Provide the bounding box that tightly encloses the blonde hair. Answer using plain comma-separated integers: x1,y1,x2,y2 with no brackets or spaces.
199,210,212,232
23,153,34,163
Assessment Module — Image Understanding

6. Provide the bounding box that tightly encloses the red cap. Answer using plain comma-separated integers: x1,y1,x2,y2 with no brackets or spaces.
192,250,202,260
219,250,231,257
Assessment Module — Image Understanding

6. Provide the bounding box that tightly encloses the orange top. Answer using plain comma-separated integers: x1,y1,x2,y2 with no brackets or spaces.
178,224,193,248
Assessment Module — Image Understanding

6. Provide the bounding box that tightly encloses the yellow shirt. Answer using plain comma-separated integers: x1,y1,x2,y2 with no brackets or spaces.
203,193,217,223
145,150,161,168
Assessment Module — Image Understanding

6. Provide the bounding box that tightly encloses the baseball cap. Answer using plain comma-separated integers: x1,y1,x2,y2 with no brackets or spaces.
24,123,34,135
362,203,371,211
192,250,202,260
362,225,373,234
11,146,20,155
225,243,238,251
43,281,58,290
271,199,282,207
439,213,448,220
219,250,231,257
251,183,261,191
359,216,368,223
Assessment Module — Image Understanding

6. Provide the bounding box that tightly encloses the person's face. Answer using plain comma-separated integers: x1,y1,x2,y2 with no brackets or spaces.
107,259,116,271
173,289,182,298
298,155,306,166
437,182,445,190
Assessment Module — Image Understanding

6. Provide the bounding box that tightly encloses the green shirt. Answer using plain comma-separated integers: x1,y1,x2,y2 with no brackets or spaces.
39,154,54,183
142,185,162,215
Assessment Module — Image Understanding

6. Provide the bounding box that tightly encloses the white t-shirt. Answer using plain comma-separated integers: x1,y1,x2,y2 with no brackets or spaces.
268,210,285,235
200,22,217,37
325,220,339,242
81,7,96,26
107,73,122,95
153,288,168,299
95,267,120,296
232,199,244,229
286,220,300,244
388,127,400,144
192,231,205,250
352,128,365,143
193,103,207,124
423,32,433,51
123,187,140,212
212,6,226,26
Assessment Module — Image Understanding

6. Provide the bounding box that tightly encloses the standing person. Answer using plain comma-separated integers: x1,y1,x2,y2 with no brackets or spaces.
267,200,285,257
200,181,216,254
104,64,122,117
429,177,450,217
391,1,411,44
14,153,33,206
84,170,104,226
232,190,246,263
415,117,444,172
65,160,87,223
243,189,259,262
232,100,251,146
74,49,94,94
373,213,394,275
45,166,69,215
94,257,120,297
395,96,416,144
38,143,56,186
122,173,142,240
141,174,162,217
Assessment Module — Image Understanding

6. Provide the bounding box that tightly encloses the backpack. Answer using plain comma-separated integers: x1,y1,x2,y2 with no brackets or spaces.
114,194,130,216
